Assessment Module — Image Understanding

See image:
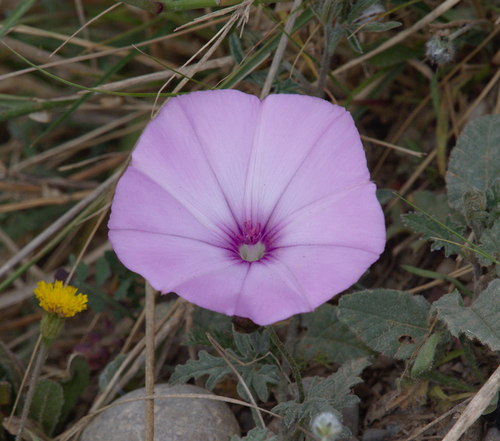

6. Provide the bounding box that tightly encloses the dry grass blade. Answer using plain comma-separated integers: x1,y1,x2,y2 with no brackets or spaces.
441,366,500,441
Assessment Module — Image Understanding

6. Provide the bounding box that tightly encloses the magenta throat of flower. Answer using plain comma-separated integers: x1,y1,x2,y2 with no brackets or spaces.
237,221,266,262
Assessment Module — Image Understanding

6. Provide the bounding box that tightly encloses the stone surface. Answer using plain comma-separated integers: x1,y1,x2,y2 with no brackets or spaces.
81,383,240,441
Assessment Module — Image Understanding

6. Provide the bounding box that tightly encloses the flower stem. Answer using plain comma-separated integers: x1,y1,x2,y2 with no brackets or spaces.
16,340,50,441
265,325,305,403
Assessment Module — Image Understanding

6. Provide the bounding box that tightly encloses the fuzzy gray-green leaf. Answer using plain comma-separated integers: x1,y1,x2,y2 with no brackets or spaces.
478,219,500,266
338,290,431,359
273,357,369,428
402,212,465,257
446,115,500,213
301,304,371,363
431,280,500,351
29,379,64,436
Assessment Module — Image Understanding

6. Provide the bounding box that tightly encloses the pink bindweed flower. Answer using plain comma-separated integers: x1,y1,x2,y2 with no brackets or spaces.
108,90,385,326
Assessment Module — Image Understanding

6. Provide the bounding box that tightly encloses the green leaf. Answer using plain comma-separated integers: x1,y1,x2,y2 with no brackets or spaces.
59,355,90,423
338,290,431,359
346,30,364,53
300,304,372,364
230,427,278,441
99,354,127,393
170,350,279,402
29,379,64,436
95,256,111,286
273,358,370,428
358,21,402,32
0,338,24,395
232,327,270,360
347,0,379,23
446,114,500,213
402,212,465,257
431,280,500,351
0,0,37,39
478,219,500,266
410,332,450,378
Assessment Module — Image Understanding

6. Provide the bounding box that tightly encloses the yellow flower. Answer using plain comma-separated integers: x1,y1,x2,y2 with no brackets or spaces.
35,281,88,318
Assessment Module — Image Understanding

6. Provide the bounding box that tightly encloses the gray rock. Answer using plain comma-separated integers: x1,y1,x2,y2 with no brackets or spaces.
81,383,240,441
484,427,500,441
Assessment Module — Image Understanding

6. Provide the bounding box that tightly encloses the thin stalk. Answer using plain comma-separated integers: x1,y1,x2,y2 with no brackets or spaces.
315,26,333,98
265,325,305,403
145,282,156,441
15,341,50,441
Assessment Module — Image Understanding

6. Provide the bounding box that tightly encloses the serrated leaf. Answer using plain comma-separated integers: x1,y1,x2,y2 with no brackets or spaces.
230,427,278,441
29,379,64,436
446,115,500,213
359,21,402,32
95,256,111,286
338,290,430,359
99,354,127,393
59,354,90,423
431,280,500,351
478,219,500,266
233,327,270,360
402,212,465,257
301,304,371,363
170,350,279,402
273,358,370,428
0,338,24,394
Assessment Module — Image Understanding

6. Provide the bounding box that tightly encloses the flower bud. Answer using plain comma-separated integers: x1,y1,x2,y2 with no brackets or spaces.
311,412,343,441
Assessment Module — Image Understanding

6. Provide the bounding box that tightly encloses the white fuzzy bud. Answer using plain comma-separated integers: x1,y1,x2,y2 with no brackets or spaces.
425,36,455,66
311,412,343,441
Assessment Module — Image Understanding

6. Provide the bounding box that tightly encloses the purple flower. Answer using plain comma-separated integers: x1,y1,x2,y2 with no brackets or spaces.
108,90,385,325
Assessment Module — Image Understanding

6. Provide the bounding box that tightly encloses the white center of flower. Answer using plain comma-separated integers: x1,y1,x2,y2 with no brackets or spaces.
239,241,265,262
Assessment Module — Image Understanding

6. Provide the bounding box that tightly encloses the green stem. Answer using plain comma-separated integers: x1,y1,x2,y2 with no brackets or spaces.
120,0,287,12
119,0,163,13
265,325,305,403
16,340,50,441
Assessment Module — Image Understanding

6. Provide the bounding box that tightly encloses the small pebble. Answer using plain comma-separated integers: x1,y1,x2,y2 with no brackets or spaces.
81,383,240,441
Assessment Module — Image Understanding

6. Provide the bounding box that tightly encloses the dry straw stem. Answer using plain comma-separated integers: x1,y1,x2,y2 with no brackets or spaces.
11,111,148,171
0,190,93,214
0,173,119,280
441,365,500,441
144,282,156,441
89,298,188,412
0,242,113,310
260,0,302,99
331,0,462,77
0,18,229,82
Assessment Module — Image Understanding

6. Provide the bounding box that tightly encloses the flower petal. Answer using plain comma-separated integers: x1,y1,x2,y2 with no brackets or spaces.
275,244,380,313
266,107,373,225
108,166,225,245
172,260,313,325
108,229,236,294
130,90,259,235
272,182,386,255
244,94,345,226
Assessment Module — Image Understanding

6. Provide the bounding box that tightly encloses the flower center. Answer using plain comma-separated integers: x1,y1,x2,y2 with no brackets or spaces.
237,221,265,262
